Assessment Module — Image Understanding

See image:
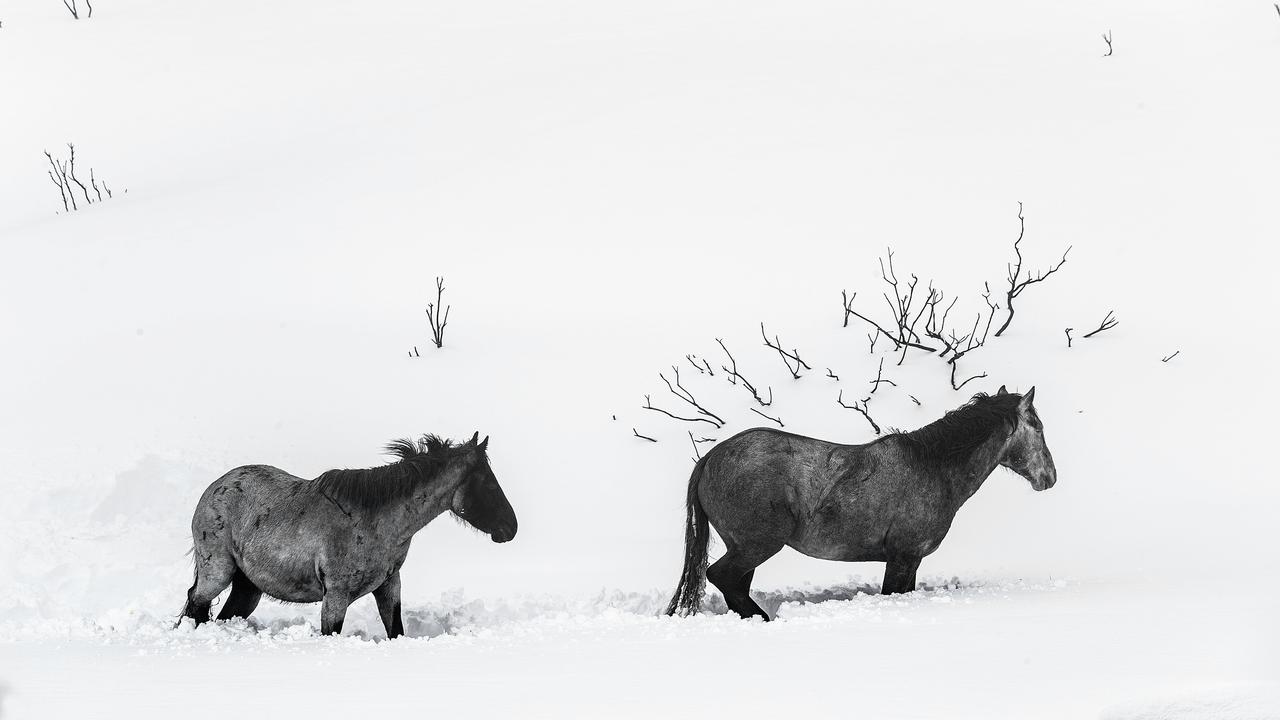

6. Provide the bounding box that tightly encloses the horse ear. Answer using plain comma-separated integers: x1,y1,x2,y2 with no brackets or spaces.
1019,386,1036,409
997,385,1008,395
479,435,489,452
469,431,480,446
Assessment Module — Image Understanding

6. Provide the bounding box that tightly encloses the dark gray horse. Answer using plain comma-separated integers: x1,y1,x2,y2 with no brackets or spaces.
665,387,1056,620
179,433,516,637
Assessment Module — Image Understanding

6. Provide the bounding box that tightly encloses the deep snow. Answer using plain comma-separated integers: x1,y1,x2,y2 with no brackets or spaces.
2,0,1279,717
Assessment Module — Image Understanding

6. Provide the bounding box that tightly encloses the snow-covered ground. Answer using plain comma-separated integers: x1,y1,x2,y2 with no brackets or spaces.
1,0,1278,717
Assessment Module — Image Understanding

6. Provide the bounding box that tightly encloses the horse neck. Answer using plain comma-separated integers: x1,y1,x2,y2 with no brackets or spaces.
379,456,473,542
948,426,1012,502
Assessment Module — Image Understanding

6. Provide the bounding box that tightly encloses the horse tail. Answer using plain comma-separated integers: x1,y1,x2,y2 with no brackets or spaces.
664,454,711,617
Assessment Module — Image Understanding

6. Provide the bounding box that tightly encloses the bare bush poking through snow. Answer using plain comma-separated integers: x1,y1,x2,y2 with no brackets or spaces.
424,276,450,349
44,144,119,214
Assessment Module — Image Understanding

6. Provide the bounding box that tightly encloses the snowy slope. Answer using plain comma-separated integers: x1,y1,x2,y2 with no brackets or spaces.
1,0,1278,717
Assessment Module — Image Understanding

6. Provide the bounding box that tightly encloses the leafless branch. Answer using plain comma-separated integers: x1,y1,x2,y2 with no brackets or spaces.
643,394,721,427
1161,350,1180,363
1103,30,1113,57
1065,328,1074,348
660,367,725,428
826,368,839,381
842,280,937,353
685,354,714,376
633,428,658,443
760,322,811,379
688,431,715,460
994,203,1071,337
748,407,783,428
716,338,772,407
908,394,921,406
869,357,897,394
1083,310,1118,338
837,390,881,435
425,276,450,348
43,144,116,213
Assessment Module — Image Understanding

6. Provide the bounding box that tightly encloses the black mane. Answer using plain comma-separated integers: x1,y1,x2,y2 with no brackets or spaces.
895,393,1021,468
312,435,467,510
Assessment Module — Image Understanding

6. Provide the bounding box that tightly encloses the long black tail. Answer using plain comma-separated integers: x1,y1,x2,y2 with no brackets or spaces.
664,455,711,616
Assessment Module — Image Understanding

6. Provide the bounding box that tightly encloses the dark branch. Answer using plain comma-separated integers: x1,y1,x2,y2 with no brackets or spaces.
643,394,721,427
994,202,1071,337
1103,30,1113,57
1083,310,1118,338
716,338,772,407
760,322,811,379
748,407,783,428
632,428,658,443
1161,350,1180,363
660,367,725,428
837,390,881,435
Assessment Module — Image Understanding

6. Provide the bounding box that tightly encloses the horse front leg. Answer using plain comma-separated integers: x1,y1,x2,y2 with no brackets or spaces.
320,593,352,636
882,557,921,595
372,572,404,639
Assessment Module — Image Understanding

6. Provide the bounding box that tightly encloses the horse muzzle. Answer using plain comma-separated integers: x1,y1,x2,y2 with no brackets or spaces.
490,523,517,543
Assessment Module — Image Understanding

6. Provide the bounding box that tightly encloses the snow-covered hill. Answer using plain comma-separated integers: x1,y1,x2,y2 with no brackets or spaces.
1,0,1277,717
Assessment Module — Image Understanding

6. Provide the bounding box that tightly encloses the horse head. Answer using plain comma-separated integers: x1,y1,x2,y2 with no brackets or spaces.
450,433,518,542
996,386,1057,491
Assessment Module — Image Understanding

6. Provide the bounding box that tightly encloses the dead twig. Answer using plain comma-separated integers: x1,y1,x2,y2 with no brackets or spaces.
685,354,714,376
688,431,716,460
660,367,725,428
749,407,784,428
994,203,1071,337
1161,350,1180,363
643,394,721,428
760,322,811,379
716,338,772,407
1065,328,1074,348
1082,310,1118,338
826,368,839,381
633,428,658,443
1102,30,1113,57
425,277,450,348
869,357,897,394
837,390,881,435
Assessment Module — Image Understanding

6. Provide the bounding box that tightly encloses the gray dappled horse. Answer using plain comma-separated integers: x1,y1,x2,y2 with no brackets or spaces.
180,433,516,637
665,387,1056,620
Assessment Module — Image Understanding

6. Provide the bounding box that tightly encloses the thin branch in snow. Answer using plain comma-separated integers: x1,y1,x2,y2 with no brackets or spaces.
688,431,715,460
642,394,720,427
826,368,839,381
837,390,881,435
760,322,811,379
908,394,921,406
425,277,450,348
869,357,897,394
1103,30,1113,57
994,202,1071,337
1161,350,1181,363
1065,328,1074,348
1082,310,1119,338
685,354,714,376
749,407,783,428
632,428,658,443
716,337,772,407
659,366,725,428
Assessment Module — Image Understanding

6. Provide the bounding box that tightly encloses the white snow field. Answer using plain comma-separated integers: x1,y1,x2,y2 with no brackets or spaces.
1,0,1278,717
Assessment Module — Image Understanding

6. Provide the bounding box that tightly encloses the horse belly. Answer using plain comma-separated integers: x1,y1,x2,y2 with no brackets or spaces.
238,546,325,603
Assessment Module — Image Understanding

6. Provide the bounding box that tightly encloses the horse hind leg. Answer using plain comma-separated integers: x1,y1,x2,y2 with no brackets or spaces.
180,551,237,625
216,567,263,621
706,541,783,621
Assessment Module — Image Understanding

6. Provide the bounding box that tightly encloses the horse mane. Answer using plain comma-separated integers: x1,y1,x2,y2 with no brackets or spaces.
894,393,1022,469
312,435,467,511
